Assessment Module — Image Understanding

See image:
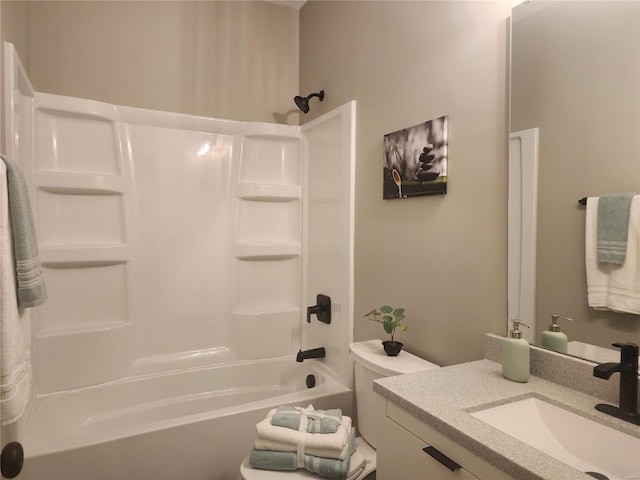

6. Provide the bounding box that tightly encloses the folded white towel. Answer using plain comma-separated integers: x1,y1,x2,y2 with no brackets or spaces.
254,408,352,460
586,196,640,314
0,161,33,424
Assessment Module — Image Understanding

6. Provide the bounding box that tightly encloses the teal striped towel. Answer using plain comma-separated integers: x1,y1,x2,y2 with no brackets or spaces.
597,193,635,264
271,405,342,433
249,427,355,479
0,155,47,307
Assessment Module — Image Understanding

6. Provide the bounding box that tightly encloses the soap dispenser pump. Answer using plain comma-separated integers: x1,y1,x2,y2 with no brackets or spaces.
541,314,573,354
502,319,530,383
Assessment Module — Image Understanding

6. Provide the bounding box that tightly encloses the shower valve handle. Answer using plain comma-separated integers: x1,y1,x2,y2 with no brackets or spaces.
307,294,331,324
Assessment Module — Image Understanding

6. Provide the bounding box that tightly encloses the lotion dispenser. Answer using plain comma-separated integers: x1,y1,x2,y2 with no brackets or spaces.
541,314,573,354
502,319,530,383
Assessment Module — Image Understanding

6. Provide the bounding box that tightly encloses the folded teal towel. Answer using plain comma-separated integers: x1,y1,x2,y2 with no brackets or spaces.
1,155,47,307
271,406,342,433
597,193,635,265
249,428,355,479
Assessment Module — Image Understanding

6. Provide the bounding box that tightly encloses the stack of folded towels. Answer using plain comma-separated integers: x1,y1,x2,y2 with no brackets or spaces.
249,404,355,479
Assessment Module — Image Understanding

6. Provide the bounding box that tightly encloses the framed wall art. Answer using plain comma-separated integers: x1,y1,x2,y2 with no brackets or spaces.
383,115,448,199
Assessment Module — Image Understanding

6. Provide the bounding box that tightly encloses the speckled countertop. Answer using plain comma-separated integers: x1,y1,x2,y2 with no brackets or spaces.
373,359,640,480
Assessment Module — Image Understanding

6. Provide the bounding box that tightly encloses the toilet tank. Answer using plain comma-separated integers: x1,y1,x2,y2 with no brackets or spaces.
349,340,439,449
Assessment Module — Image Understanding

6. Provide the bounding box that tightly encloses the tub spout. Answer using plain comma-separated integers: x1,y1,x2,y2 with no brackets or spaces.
296,347,326,362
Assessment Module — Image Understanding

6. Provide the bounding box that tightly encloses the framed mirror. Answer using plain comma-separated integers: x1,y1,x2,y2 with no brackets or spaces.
509,1,640,363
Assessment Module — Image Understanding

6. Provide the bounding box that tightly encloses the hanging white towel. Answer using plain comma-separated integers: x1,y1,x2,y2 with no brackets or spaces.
0,161,33,425
586,195,640,315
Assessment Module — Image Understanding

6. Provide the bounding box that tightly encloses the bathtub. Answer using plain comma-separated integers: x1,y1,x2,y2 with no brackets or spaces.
19,357,352,480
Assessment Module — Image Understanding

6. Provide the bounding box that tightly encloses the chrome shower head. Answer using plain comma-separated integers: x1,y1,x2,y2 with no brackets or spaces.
294,90,324,113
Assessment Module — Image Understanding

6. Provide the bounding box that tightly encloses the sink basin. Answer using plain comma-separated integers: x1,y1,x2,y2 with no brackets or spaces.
471,397,640,480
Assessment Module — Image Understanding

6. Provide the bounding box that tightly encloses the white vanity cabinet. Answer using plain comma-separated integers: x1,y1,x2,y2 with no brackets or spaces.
377,401,515,480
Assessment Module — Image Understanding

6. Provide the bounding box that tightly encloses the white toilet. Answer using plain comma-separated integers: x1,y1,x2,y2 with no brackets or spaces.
239,339,439,480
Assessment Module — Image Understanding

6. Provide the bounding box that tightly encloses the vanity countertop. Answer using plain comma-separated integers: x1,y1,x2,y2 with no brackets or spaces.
373,359,640,480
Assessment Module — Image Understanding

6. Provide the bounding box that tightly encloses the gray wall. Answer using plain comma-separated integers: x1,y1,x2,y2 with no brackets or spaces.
2,1,299,124
300,1,512,366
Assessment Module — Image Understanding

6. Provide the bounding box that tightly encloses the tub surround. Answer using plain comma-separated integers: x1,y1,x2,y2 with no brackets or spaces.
374,358,640,480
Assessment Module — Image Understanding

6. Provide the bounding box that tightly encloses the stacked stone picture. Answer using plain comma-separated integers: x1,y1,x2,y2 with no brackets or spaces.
383,115,448,199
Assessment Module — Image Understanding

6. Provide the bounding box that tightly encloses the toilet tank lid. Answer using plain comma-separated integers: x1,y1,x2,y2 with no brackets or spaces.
349,340,439,376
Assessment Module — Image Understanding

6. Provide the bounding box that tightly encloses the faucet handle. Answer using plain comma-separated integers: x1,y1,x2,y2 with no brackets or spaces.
307,294,331,324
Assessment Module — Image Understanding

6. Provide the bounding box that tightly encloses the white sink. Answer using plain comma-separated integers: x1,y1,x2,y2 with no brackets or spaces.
471,397,640,480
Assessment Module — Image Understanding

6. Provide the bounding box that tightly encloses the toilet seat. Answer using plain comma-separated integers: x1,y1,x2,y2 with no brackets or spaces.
239,437,375,480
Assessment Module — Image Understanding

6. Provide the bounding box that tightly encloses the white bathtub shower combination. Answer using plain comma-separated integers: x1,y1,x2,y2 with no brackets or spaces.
2,43,356,479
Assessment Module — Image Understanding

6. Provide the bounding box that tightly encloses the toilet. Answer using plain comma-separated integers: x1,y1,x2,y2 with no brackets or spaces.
239,339,439,480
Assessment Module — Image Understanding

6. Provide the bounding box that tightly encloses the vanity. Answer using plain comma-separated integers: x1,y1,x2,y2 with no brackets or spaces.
373,342,640,480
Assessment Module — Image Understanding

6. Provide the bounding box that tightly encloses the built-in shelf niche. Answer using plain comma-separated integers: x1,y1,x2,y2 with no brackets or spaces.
233,133,301,332
36,262,129,336
36,189,126,247
238,137,300,185
233,256,300,311
235,199,300,244
35,106,122,176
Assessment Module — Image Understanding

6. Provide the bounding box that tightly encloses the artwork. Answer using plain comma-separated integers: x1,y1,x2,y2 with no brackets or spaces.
383,115,448,199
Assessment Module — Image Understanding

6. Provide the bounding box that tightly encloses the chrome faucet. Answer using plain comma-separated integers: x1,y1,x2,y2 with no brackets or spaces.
593,342,640,426
296,347,326,363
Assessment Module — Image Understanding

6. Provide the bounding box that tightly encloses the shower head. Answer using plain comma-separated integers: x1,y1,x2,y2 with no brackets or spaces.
294,90,324,113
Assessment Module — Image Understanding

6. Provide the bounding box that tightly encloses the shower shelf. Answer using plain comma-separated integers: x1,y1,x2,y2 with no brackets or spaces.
36,173,127,195
40,245,131,267
234,242,300,260
36,319,132,338
236,183,300,201
231,308,300,323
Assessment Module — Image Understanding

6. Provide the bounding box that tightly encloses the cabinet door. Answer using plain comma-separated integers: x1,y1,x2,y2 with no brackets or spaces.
378,416,480,480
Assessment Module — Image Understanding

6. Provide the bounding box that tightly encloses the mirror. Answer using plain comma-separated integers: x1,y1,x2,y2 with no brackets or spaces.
510,1,640,363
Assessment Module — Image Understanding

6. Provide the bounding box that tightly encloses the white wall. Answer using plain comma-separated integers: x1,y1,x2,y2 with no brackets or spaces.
300,1,512,366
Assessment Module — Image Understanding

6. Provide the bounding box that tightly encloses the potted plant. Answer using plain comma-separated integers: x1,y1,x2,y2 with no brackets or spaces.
364,305,408,356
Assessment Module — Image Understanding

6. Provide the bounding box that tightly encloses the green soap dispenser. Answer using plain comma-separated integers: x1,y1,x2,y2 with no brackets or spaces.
502,319,530,383
540,314,573,354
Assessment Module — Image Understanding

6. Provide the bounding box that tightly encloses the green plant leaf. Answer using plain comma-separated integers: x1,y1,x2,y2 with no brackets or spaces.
393,308,405,315
364,309,377,316
394,313,405,321
383,318,394,334
401,325,408,331
380,305,393,314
